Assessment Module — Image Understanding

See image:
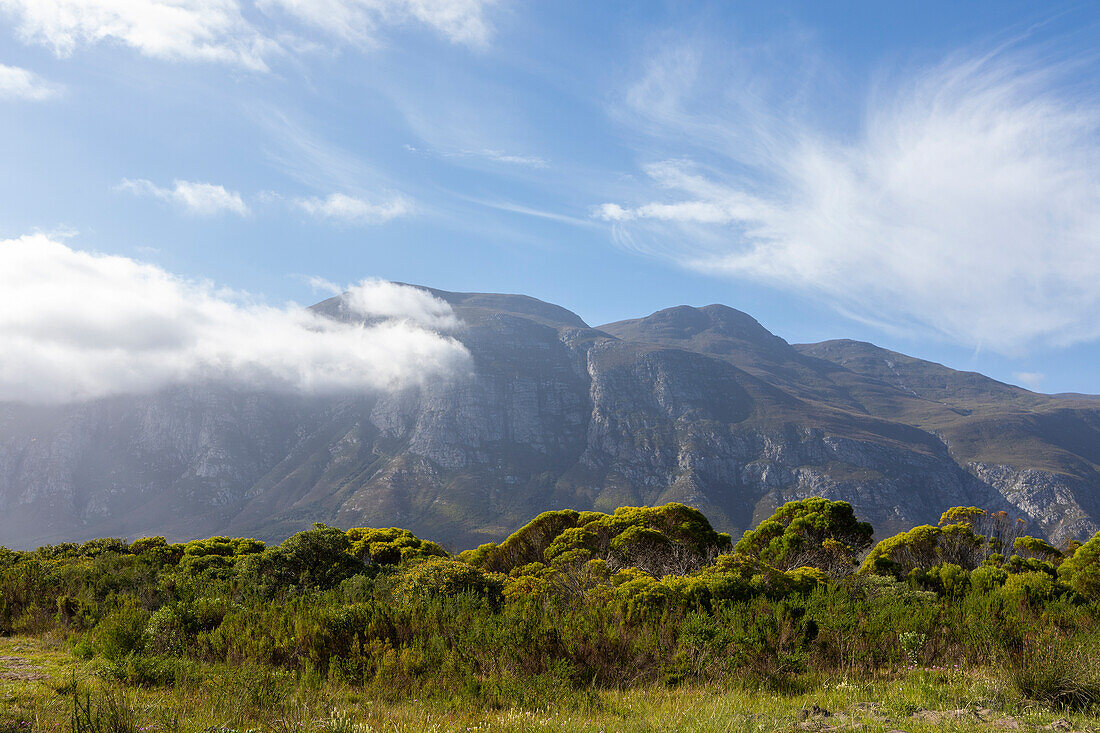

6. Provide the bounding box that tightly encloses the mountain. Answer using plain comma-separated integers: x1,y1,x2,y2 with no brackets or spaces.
1,288,1098,550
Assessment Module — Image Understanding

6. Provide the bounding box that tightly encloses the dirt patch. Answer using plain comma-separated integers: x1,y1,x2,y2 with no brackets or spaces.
0,655,46,682
909,708,1029,730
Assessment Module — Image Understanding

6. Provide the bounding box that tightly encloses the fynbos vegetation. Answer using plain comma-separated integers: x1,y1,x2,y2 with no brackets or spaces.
1,499,1099,730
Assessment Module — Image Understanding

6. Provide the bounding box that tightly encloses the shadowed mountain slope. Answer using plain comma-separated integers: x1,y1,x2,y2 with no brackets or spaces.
1,290,1097,549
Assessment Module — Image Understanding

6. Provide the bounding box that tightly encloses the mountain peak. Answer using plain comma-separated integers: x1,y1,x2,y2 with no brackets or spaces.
311,283,589,330
599,304,785,347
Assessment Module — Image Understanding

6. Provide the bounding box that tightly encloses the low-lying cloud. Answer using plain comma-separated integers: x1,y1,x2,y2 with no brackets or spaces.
0,234,470,403
600,48,1100,354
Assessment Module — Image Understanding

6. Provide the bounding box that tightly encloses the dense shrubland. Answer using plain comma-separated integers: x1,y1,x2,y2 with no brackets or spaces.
1,499,1099,717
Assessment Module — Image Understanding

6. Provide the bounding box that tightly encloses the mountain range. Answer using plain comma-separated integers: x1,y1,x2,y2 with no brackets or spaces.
2,286,1098,550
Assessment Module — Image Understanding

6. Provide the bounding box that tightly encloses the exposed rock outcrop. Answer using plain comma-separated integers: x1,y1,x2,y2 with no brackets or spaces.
1,287,1097,549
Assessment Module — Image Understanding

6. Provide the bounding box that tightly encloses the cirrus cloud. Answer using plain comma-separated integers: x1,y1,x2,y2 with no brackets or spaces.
294,192,412,224
119,178,250,216
600,48,1100,354
257,0,498,49
0,234,471,403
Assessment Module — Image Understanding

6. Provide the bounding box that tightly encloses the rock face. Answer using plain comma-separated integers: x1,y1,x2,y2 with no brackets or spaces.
1,288,1098,549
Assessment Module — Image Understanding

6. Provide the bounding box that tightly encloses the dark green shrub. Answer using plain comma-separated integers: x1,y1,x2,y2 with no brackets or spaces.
237,524,363,597
142,606,188,655
96,602,149,662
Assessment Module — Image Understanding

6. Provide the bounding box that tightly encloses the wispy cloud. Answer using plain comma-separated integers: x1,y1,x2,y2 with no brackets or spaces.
452,148,547,167
119,178,250,216
121,179,414,225
257,0,499,49
0,0,500,70
0,0,277,70
0,234,470,403
599,46,1100,354
295,192,412,225
465,197,598,228
0,63,62,100
405,144,548,168
1013,371,1046,392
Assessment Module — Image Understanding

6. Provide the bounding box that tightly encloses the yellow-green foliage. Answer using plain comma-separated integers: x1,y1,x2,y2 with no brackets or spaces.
1059,531,1100,601
603,551,826,619
183,536,266,557
346,527,448,565
939,506,985,526
178,535,265,577
471,503,732,576
734,498,873,573
1002,570,1057,603
392,556,503,605
129,536,185,566
1014,535,1063,562
862,508,1073,591
861,516,989,577
2,496,1100,719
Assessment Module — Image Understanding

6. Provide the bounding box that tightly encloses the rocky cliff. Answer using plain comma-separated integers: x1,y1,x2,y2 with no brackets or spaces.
1,287,1097,549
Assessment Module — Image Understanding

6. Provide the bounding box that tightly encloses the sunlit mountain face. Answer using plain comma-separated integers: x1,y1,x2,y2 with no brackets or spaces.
2,286,1096,550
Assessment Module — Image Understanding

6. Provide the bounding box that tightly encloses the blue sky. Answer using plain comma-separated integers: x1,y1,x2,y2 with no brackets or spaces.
2,0,1099,397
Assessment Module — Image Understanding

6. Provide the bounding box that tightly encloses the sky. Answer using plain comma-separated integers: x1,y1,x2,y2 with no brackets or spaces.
1,0,1099,398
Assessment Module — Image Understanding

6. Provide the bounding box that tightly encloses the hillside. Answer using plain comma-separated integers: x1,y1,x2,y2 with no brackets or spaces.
1,287,1098,549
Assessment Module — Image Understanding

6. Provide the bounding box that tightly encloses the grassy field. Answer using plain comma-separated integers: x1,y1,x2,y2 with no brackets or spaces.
3,635,1098,733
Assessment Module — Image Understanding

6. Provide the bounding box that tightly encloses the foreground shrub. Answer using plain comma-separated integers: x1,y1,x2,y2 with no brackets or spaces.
1001,630,1100,710
70,687,139,733
1059,531,1100,601
96,602,149,662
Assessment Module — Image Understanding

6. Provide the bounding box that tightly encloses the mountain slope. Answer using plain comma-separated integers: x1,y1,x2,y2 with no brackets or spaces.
1,289,1098,549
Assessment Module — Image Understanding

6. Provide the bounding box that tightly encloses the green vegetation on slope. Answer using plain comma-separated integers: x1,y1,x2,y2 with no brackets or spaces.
1,500,1099,731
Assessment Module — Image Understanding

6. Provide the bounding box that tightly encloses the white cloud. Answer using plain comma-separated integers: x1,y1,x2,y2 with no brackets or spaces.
0,63,62,100
342,278,458,329
601,50,1100,354
0,0,497,70
0,0,277,70
258,0,497,48
295,192,411,224
407,144,548,168
1013,371,1045,392
120,178,250,216
455,148,547,167
0,234,470,403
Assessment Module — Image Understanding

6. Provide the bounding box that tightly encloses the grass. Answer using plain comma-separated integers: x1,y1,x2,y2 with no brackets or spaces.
2,636,1099,732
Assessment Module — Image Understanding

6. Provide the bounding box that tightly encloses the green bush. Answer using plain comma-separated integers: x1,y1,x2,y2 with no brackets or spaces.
1059,531,1100,601
0,497,1097,713
96,602,149,662
142,606,188,656
393,557,503,605
735,498,873,575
